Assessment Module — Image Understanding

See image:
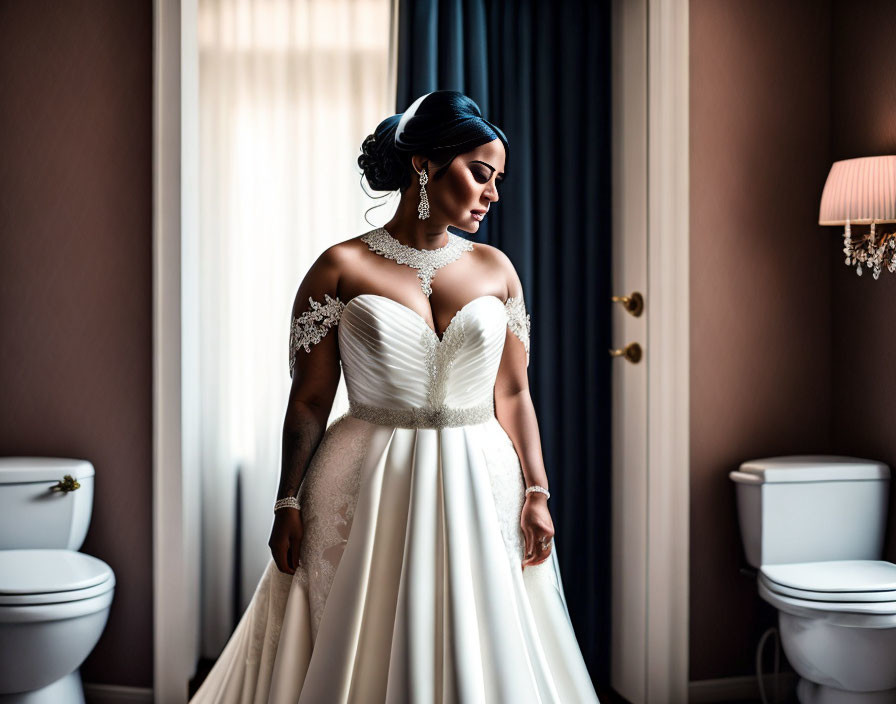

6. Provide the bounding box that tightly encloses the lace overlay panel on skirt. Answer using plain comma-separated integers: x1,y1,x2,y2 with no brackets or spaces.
294,413,372,642
479,418,527,565
244,563,294,667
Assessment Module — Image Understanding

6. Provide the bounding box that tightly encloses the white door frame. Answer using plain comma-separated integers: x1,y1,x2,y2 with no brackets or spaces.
611,0,689,702
153,0,199,702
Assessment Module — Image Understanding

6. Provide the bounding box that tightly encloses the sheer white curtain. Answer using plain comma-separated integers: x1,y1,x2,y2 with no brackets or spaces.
196,0,396,656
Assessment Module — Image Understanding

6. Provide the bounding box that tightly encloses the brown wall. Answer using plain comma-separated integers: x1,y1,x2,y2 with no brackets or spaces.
690,0,896,684
0,0,153,688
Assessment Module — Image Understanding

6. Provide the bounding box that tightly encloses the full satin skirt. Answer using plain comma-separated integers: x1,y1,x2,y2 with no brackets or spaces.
190,413,600,703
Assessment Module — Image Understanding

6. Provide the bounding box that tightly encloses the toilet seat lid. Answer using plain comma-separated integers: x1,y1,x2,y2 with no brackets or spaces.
758,579,896,626
759,572,896,603
761,560,896,597
0,549,113,595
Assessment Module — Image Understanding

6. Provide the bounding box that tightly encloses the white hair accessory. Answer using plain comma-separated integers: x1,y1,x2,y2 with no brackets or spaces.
394,92,432,146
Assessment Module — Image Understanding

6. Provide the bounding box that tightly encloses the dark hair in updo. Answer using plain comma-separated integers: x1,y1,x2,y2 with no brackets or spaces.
358,90,509,197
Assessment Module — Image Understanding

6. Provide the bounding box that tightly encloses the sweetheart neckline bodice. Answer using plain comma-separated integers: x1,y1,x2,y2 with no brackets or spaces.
342,292,504,343
287,288,530,381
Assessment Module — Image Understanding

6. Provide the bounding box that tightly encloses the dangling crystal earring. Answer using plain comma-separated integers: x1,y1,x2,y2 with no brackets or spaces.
416,166,430,220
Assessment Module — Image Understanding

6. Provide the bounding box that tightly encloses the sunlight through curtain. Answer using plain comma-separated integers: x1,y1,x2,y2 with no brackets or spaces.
196,0,396,656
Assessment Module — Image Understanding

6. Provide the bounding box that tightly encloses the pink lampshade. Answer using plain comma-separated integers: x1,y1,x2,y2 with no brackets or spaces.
818,155,896,226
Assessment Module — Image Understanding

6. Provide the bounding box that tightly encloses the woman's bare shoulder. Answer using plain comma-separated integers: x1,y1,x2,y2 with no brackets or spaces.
471,241,519,298
293,234,371,310
471,240,510,264
307,233,374,276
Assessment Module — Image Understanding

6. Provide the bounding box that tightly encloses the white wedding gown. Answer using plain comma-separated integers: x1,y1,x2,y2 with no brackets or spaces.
190,273,601,702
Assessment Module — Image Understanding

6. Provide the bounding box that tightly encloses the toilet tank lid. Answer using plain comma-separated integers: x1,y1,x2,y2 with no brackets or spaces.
0,457,95,484
732,455,889,483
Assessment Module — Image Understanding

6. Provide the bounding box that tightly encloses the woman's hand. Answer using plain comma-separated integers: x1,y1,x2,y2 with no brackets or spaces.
520,493,554,570
268,508,304,575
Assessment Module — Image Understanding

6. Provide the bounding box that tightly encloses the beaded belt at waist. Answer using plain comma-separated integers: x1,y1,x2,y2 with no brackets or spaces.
347,399,495,429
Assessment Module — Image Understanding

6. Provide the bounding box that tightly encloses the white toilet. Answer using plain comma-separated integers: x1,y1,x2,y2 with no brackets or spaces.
0,457,115,704
730,455,896,704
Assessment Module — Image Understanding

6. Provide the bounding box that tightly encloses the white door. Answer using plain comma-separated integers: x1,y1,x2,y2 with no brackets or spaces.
610,0,689,702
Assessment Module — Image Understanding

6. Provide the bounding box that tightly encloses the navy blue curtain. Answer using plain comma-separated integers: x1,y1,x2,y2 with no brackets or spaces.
396,0,613,688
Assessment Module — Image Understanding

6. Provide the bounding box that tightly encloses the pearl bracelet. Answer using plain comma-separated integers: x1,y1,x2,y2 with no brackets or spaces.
525,485,550,499
274,496,301,512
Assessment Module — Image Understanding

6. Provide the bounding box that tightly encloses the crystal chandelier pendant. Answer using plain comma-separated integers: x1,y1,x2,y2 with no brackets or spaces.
843,219,852,266
842,217,896,279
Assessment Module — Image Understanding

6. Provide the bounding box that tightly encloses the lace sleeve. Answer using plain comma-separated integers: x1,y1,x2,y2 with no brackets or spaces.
289,293,345,378
504,295,531,368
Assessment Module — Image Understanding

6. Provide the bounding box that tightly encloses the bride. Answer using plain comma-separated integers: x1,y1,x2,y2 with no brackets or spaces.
190,90,601,703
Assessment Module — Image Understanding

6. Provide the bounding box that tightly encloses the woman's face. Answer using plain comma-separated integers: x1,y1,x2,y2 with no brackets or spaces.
412,138,505,232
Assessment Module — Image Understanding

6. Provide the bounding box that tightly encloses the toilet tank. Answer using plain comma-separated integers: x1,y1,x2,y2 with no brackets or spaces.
0,457,96,550
729,455,890,567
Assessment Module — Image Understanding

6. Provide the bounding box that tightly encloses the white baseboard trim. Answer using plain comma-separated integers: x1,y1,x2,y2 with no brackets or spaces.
689,672,799,703
84,683,154,704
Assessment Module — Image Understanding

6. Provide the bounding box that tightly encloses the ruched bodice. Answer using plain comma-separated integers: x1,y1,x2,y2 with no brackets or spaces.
338,294,507,414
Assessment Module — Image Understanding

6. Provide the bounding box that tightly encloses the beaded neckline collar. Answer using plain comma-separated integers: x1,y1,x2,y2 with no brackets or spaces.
360,226,474,297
